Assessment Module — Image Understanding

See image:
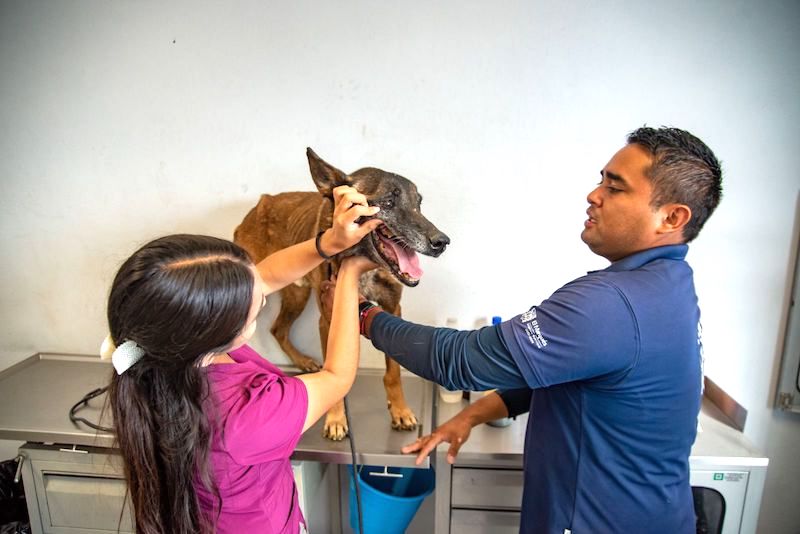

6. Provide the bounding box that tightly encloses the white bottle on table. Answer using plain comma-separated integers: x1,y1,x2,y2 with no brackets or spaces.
486,315,514,427
437,317,463,403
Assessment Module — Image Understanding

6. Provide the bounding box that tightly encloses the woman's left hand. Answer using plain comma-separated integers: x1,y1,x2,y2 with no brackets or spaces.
319,185,383,256
318,258,376,319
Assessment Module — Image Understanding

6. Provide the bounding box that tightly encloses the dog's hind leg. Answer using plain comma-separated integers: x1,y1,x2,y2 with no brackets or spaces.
271,283,321,373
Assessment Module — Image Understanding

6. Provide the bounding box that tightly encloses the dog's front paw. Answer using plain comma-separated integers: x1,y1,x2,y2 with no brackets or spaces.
294,355,321,373
389,405,418,431
323,414,348,441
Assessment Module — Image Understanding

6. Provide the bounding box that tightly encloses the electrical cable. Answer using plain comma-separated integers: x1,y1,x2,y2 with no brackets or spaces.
69,386,113,433
343,395,364,534
320,251,364,532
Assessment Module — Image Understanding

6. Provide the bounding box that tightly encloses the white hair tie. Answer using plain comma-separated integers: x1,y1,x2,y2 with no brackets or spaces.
100,335,145,375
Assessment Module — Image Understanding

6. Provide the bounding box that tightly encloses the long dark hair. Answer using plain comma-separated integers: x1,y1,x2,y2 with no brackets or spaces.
107,234,254,534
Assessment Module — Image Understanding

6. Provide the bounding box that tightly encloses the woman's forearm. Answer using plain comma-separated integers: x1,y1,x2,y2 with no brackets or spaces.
256,231,333,294
295,260,365,433
323,263,361,381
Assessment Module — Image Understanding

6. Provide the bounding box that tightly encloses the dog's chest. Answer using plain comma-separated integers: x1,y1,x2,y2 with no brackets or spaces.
358,268,403,306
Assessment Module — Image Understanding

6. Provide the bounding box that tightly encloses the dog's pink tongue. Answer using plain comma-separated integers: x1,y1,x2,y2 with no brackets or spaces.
387,241,423,279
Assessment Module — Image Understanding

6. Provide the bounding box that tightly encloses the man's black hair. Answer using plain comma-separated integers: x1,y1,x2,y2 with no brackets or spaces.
628,126,723,242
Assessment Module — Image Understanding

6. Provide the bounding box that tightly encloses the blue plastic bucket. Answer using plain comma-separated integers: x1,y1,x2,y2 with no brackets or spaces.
348,464,435,534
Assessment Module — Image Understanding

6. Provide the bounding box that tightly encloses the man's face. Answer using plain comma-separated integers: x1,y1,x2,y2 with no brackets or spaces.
581,143,663,262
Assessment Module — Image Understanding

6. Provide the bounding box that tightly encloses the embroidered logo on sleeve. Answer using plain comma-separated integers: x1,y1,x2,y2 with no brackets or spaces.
520,309,548,348
697,321,705,395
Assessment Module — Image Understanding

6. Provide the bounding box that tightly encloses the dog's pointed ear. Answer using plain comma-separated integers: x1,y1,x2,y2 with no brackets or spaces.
307,148,353,197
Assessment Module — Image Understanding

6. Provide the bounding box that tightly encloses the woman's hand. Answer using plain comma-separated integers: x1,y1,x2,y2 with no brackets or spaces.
340,254,379,274
318,185,383,256
318,277,337,319
319,256,377,318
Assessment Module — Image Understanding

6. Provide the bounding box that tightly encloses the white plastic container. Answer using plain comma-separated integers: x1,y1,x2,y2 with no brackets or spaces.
438,385,463,403
438,317,463,403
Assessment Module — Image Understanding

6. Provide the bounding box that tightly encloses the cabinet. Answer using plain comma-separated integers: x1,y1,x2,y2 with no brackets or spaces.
433,398,527,534
18,444,346,534
432,394,768,534
18,443,132,534
448,467,523,533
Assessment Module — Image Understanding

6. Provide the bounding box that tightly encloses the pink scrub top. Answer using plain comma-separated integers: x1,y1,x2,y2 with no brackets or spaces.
197,344,308,533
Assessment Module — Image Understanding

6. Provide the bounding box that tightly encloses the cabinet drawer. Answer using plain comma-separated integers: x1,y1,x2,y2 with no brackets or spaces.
451,468,523,510
43,472,133,532
19,445,134,534
451,509,521,533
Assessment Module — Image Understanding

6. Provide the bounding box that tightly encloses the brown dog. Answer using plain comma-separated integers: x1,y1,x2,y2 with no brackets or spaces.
234,149,450,440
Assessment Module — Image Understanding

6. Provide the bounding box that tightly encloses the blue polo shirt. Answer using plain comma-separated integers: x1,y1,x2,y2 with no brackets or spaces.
500,244,701,533
369,244,702,533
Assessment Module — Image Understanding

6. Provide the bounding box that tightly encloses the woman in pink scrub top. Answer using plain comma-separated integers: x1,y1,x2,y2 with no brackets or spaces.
105,186,381,534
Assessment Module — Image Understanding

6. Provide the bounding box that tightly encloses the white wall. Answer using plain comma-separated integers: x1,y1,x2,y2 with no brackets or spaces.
1,1,798,530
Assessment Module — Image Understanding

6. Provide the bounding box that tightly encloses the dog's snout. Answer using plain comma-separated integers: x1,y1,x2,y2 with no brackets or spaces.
430,232,450,254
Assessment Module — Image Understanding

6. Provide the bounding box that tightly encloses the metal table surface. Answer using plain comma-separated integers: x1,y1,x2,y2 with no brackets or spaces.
433,393,768,468
0,352,433,468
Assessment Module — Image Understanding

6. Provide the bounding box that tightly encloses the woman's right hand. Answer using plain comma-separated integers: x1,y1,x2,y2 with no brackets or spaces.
319,257,378,319
340,254,379,274
318,186,383,256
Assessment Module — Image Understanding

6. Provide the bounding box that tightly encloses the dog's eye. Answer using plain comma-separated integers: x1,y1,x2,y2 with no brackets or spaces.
381,199,394,209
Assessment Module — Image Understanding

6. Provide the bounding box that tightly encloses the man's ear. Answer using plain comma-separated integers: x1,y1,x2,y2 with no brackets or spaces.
307,148,353,197
658,203,692,236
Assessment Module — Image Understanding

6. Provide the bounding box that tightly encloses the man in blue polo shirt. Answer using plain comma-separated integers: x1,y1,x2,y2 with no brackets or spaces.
354,126,722,533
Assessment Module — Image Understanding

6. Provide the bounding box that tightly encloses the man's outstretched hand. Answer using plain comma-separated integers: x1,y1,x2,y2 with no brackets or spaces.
401,413,474,465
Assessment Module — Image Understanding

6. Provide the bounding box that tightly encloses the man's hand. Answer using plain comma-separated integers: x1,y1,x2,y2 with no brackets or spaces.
401,413,474,465
401,392,510,465
319,185,383,256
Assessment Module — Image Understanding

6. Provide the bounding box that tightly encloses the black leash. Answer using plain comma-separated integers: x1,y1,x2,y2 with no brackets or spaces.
69,386,114,433
343,395,364,534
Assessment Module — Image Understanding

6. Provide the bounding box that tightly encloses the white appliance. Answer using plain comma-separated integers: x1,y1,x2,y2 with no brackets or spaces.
689,399,768,534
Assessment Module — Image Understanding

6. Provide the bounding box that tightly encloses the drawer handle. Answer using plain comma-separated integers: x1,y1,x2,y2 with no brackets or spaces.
58,444,89,454
13,454,24,483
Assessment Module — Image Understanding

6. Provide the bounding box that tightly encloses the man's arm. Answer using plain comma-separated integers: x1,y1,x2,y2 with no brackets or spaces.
361,308,529,391
496,387,533,418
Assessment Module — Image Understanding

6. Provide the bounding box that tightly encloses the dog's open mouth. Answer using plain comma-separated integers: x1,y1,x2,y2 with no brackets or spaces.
372,225,423,286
